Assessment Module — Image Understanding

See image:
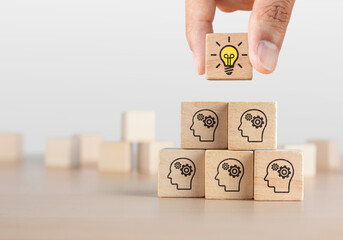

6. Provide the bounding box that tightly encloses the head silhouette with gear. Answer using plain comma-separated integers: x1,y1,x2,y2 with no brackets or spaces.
167,158,196,190
264,159,294,193
190,109,218,142
214,158,244,192
238,109,267,142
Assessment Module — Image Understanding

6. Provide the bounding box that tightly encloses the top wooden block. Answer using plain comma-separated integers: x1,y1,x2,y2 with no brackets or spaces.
0,133,22,162
121,111,155,142
181,102,228,149
206,33,252,80
228,102,277,150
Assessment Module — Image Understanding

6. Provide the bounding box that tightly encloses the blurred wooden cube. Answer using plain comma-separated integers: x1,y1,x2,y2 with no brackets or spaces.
98,141,132,173
0,133,22,162
121,111,155,142
77,135,102,166
45,137,79,168
283,144,316,177
138,141,174,174
308,140,341,172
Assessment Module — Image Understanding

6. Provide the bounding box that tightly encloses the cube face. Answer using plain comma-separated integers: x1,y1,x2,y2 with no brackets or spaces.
254,150,304,201
158,149,205,197
181,102,228,149
206,33,252,80
308,140,341,172
98,142,132,172
138,141,174,174
228,102,277,150
0,134,22,162
121,111,155,142
45,137,79,168
205,150,253,200
78,135,102,166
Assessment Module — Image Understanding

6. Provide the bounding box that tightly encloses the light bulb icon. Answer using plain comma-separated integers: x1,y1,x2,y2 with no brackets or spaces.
220,45,239,75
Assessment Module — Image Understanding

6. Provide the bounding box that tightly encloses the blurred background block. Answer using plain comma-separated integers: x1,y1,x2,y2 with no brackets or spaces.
0,133,22,162
98,141,131,173
45,137,79,168
121,111,155,142
77,135,102,167
308,140,341,172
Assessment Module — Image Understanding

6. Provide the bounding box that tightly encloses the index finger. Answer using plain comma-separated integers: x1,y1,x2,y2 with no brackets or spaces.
186,0,216,75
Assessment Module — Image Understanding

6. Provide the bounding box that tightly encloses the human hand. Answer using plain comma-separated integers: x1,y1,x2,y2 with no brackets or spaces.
186,0,295,75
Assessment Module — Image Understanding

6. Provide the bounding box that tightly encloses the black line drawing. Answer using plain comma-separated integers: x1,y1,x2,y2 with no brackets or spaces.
215,158,244,192
264,159,294,193
238,109,267,142
211,35,248,75
190,109,219,142
167,158,196,190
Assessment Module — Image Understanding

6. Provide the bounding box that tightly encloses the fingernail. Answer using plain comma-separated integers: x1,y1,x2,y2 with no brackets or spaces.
257,40,279,71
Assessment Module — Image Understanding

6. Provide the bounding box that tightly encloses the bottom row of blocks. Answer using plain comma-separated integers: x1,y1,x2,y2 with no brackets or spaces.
158,149,304,200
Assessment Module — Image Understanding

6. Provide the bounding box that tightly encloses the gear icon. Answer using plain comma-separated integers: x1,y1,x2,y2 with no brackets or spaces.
180,164,193,177
278,165,291,179
197,113,205,121
271,163,279,171
245,113,253,121
174,162,181,169
251,115,264,129
228,165,241,178
203,115,216,128
222,162,229,170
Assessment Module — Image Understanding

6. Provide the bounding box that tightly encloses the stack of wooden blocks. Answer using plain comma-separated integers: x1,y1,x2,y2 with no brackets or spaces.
158,102,305,201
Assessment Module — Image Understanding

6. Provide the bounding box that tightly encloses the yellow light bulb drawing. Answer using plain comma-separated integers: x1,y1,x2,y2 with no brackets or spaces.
220,45,239,75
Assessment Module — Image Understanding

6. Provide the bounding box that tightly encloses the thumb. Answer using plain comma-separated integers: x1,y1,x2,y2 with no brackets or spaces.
248,0,295,74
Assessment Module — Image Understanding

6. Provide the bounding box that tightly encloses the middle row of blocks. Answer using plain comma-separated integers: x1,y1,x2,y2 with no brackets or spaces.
181,101,277,150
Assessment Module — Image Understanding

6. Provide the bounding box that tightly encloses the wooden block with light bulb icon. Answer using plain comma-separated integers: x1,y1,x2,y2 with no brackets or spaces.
181,101,228,149
158,149,205,198
206,33,252,80
254,150,304,201
205,150,254,200
228,102,277,150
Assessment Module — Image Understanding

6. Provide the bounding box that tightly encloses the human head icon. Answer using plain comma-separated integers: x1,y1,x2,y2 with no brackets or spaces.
264,159,294,193
167,158,196,190
238,109,267,142
190,109,218,142
214,158,244,192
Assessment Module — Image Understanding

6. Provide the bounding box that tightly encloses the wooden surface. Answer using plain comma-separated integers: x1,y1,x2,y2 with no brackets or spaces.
1,155,343,240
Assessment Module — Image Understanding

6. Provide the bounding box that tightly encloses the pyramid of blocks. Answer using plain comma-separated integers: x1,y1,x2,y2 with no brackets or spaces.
158,102,304,201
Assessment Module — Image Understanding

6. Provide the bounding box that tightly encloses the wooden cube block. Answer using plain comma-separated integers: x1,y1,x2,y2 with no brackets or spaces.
121,111,155,142
308,140,341,172
45,137,79,168
254,150,304,201
77,135,102,166
206,33,252,80
205,150,253,200
98,141,131,173
181,102,228,149
228,102,277,150
138,141,174,174
158,149,205,197
283,144,316,177
0,133,22,162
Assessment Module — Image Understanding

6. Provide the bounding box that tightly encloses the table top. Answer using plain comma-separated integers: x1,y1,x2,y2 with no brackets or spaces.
1,156,342,240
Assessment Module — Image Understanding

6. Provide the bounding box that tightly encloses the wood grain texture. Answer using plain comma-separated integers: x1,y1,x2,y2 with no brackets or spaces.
158,149,205,197
98,141,132,173
181,102,228,149
45,137,79,168
254,150,304,201
205,150,253,200
206,33,252,80
77,135,102,167
138,141,174,174
121,111,155,142
228,102,277,150
0,133,22,162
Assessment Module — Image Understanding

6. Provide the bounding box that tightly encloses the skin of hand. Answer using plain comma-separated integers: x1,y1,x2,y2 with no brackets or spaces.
186,0,296,75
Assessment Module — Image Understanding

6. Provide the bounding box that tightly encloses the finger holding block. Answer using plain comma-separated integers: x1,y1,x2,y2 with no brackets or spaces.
254,150,304,201
205,150,254,200
158,149,205,198
181,102,228,149
228,102,277,150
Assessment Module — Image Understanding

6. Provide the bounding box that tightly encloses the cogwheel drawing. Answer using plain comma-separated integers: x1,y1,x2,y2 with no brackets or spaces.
174,162,182,169
222,162,229,170
271,163,279,171
228,165,241,178
197,113,205,121
180,164,193,177
278,165,291,179
251,115,264,129
203,115,216,128
245,113,253,121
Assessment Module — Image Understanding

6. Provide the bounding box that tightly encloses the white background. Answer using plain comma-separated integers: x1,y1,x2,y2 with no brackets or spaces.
0,0,342,154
